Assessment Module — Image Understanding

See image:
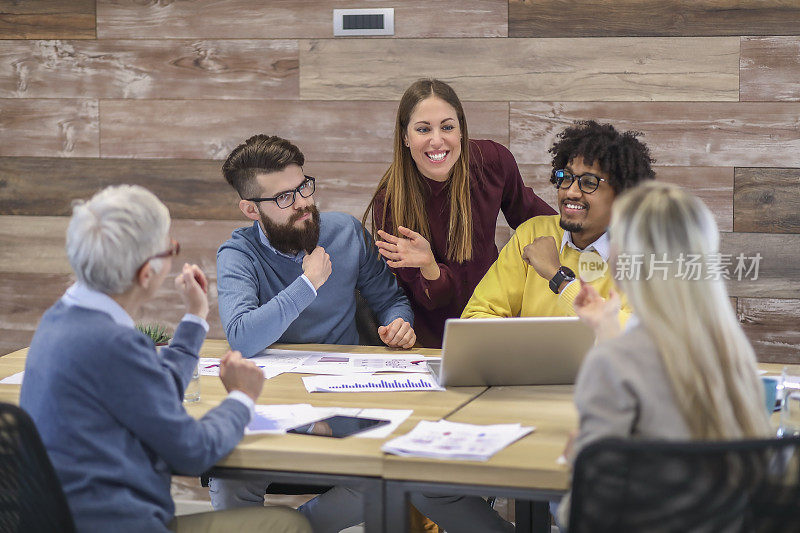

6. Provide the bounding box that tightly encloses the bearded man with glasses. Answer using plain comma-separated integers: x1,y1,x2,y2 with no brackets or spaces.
462,120,654,323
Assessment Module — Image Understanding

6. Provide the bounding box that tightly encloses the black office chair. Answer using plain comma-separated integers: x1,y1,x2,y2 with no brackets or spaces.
0,402,75,533
568,436,800,533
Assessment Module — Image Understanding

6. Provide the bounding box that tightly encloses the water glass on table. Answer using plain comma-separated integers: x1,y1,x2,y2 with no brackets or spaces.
779,366,800,437
184,362,201,403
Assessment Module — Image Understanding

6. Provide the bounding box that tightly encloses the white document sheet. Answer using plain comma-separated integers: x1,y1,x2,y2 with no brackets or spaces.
302,373,444,392
202,349,439,380
0,371,24,385
198,357,285,380
382,420,534,461
246,403,412,438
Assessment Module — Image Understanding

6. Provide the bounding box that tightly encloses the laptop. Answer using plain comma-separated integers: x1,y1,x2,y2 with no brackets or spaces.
428,317,595,387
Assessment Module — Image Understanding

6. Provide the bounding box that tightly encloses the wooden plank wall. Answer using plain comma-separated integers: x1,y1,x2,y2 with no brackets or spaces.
1,0,799,363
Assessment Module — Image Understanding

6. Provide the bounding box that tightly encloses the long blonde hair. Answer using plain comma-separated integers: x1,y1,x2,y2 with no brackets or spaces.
362,79,473,262
611,182,771,439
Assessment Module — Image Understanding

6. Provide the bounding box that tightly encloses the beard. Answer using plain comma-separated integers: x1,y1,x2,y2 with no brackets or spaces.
559,218,584,234
259,204,321,255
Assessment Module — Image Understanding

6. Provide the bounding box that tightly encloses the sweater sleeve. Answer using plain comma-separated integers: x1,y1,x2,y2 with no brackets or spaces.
372,196,461,311
157,320,208,399
354,219,414,326
217,246,316,357
494,141,557,228
96,330,251,476
570,344,638,464
461,227,528,318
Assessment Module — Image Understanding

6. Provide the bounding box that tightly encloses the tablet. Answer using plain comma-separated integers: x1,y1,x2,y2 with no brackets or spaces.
286,415,390,438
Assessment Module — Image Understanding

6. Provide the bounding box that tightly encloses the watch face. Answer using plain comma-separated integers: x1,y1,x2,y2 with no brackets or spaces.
560,266,576,280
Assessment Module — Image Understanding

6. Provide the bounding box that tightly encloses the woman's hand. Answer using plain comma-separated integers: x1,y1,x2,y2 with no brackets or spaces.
574,281,621,341
376,226,440,280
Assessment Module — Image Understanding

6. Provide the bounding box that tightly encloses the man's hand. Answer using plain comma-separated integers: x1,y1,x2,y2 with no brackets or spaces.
174,263,209,319
377,318,416,349
574,281,621,341
376,226,440,280
522,236,561,282
219,350,264,402
302,246,332,290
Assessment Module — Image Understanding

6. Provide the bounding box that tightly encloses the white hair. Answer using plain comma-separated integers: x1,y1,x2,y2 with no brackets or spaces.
66,185,171,294
610,181,770,439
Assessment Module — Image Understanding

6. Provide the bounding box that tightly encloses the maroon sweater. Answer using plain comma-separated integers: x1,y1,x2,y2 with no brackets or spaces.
373,139,556,348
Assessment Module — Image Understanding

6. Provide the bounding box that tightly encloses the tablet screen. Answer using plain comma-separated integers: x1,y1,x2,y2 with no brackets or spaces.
286,415,390,438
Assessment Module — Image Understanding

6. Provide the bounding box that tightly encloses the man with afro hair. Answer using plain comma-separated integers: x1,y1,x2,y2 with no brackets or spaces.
462,120,654,323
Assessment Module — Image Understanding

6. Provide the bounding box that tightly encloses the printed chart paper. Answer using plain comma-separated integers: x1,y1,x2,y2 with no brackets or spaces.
302,373,444,393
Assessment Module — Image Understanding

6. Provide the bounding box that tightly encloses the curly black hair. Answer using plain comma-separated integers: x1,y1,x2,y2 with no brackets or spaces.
549,120,655,194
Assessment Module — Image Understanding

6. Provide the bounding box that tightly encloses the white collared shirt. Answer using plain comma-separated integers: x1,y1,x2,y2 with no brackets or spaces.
558,231,610,294
61,282,253,418
559,230,610,262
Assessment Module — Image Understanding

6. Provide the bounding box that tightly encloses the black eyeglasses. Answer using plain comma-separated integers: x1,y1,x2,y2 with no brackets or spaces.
551,169,607,194
246,176,315,209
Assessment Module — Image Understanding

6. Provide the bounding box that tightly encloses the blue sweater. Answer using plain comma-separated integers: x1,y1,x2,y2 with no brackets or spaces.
20,303,251,533
217,212,413,356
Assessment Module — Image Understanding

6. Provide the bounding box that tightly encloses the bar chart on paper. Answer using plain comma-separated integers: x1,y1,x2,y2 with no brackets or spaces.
302,373,444,393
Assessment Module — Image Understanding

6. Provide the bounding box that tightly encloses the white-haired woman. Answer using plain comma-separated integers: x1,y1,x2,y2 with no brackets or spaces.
556,181,771,527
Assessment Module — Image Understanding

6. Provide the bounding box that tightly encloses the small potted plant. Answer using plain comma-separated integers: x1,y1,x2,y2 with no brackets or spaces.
136,323,172,346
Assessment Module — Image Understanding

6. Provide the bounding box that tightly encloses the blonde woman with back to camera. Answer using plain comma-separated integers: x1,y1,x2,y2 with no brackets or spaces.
556,181,771,527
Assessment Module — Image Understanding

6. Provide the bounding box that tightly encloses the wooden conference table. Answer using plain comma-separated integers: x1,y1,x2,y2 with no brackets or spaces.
5,342,783,532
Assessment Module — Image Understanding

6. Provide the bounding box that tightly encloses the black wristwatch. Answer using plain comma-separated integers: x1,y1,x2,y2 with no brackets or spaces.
549,266,575,294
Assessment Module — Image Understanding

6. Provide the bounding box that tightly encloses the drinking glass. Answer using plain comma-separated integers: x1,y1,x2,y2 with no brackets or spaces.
184,362,201,403
778,366,800,437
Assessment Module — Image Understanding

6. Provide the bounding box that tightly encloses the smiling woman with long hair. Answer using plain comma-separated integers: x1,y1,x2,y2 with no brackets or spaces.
363,79,555,347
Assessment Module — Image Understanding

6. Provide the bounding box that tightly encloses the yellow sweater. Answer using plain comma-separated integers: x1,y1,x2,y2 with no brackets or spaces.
462,215,631,323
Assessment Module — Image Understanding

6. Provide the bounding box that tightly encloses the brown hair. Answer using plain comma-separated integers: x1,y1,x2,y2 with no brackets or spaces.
222,134,305,199
362,79,473,262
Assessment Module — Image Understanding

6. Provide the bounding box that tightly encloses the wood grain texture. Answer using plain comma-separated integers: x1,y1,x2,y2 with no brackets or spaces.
721,232,800,299
738,298,800,364
741,37,800,102
0,157,404,222
0,0,95,39
734,168,800,234
300,37,739,101
0,216,247,339
509,103,800,167
0,39,298,99
0,99,98,157
517,165,733,231
97,0,507,39
0,272,72,356
509,0,800,38
98,100,509,160
0,157,239,219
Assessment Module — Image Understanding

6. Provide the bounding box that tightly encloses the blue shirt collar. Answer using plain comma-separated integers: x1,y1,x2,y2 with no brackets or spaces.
61,282,136,329
256,221,307,263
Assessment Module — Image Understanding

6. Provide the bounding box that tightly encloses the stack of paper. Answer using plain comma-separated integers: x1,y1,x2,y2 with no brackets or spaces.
199,350,439,381
382,420,534,461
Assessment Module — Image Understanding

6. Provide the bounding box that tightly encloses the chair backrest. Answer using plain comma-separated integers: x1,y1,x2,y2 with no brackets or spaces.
569,436,800,533
354,289,382,347
0,403,75,533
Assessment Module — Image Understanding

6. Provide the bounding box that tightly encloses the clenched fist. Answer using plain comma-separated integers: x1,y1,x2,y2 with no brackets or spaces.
302,246,332,290
219,350,264,402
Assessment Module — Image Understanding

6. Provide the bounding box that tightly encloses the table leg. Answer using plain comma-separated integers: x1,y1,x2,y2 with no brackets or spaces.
362,478,385,533
515,500,550,533
384,481,409,533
